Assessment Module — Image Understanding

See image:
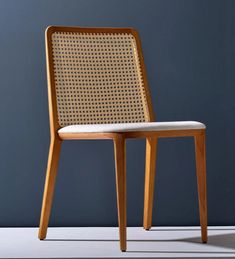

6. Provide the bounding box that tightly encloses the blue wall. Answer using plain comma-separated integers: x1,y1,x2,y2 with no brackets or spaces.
0,0,234,227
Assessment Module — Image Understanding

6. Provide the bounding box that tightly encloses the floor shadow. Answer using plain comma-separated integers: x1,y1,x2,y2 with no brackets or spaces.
184,232,235,250
45,232,235,253
45,239,192,242
127,251,235,254
150,228,235,231
45,239,119,242
46,233,235,247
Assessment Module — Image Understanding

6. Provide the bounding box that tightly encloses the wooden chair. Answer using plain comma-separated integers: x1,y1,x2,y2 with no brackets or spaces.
38,26,207,251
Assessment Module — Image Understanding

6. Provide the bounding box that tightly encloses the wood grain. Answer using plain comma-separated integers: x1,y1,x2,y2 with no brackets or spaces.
143,137,157,230
194,130,208,243
38,137,61,240
114,135,127,251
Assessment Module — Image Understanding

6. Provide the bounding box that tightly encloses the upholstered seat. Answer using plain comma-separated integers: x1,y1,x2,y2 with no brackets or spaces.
58,121,205,134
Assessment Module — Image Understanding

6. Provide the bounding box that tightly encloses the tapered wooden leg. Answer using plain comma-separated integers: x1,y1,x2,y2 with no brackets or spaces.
113,135,126,252
194,131,207,243
143,137,157,230
38,137,62,240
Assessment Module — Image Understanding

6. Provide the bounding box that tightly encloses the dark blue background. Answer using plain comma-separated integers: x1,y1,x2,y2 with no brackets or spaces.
0,0,234,227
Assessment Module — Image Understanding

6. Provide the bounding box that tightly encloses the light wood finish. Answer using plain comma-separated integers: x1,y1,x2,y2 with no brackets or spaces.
39,26,208,251
143,137,157,230
58,129,204,140
123,129,204,138
38,137,61,240
58,132,119,140
194,131,207,243
142,129,208,242
113,135,126,251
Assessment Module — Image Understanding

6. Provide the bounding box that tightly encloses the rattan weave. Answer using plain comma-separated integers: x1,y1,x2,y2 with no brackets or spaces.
51,31,149,126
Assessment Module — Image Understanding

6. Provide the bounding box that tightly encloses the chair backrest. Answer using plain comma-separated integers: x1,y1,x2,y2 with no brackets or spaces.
45,26,154,132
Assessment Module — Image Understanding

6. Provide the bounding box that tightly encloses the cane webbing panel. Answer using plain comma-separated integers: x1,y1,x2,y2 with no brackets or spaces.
51,30,149,126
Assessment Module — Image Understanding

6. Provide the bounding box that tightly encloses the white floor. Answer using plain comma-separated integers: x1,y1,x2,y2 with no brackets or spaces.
1,227,235,258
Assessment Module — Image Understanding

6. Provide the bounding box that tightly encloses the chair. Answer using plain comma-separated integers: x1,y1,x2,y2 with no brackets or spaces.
38,26,207,251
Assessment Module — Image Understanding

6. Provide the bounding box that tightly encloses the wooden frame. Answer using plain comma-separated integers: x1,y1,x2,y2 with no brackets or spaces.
38,26,207,251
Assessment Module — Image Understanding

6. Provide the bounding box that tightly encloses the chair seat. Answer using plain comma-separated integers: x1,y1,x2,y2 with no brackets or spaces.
58,121,205,134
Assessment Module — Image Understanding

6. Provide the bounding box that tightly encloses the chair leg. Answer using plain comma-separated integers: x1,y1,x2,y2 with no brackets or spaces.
113,135,126,252
38,137,62,240
143,137,157,230
194,131,207,243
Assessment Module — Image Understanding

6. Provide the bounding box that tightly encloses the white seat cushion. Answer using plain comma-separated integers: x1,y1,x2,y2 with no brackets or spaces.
58,121,205,134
